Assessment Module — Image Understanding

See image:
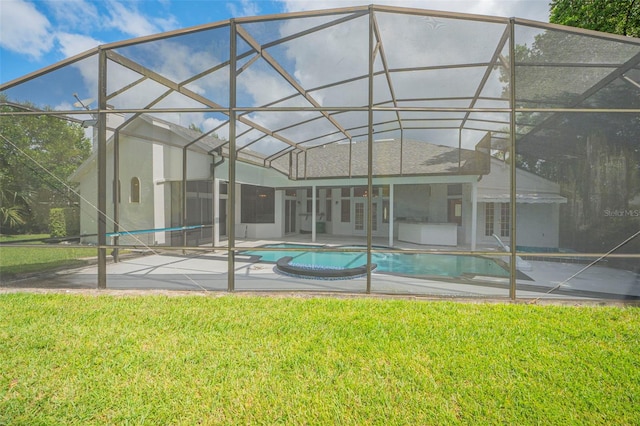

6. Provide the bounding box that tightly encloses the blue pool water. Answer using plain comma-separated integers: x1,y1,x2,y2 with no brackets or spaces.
241,244,508,279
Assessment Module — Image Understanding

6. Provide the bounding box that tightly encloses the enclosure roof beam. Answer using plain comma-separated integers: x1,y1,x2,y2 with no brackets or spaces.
235,25,354,145
105,50,304,153
371,10,403,133
460,25,511,131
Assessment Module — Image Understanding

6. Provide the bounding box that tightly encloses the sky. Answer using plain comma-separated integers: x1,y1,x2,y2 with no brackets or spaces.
0,0,552,85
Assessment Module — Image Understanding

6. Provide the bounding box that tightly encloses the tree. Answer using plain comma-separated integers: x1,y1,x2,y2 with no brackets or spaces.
500,3,640,255
548,1,640,256
188,123,203,133
550,0,639,37
0,94,92,234
0,169,31,229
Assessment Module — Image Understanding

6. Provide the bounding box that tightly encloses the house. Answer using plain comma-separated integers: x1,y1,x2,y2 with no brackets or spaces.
70,115,565,250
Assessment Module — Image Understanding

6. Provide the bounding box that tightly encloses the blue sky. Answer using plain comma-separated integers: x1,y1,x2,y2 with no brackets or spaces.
0,0,551,85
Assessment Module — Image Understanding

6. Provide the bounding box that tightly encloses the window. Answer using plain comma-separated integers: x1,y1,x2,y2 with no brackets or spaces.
372,202,377,231
500,203,510,237
186,181,213,226
130,177,140,203
341,200,350,222
325,199,332,222
354,186,367,197
355,202,364,230
341,187,350,197
241,184,275,223
485,203,494,236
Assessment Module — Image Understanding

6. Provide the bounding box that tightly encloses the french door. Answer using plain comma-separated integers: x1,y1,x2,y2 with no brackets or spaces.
354,201,377,235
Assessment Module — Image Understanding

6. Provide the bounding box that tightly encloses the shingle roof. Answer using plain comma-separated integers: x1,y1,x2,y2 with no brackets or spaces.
269,138,489,179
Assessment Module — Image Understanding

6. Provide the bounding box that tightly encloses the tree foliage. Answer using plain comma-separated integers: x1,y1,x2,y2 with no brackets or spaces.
505,3,640,254
0,94,92,234
550,0,640,37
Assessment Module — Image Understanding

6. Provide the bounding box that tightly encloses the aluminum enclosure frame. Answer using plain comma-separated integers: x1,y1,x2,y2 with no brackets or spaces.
1,5,639,299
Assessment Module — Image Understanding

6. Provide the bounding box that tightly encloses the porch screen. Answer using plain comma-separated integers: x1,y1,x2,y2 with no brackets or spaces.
241,184,275,223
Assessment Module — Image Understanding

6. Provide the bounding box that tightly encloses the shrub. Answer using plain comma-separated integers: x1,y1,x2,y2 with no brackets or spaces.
49,208,66,238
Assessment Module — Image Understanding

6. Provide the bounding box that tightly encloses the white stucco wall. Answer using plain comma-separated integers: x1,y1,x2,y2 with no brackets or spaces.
476,202,561,249
75,131,217,245
516,203,560,248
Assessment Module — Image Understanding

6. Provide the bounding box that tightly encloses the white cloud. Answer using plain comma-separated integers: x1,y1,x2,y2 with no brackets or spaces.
105,1,165,38
56,33,103,58
227,0,261,17
280,0,550,22
0,0,54,59
202,117,230,140
43,0,100,32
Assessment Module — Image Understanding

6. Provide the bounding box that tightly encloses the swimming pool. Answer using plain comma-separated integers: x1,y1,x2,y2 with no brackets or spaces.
241,244,509,280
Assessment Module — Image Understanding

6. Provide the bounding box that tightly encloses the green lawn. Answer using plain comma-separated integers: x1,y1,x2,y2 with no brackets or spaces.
0,294,638,424
0,235,96,279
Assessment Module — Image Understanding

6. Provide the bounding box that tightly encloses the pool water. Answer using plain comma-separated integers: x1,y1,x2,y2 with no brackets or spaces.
241,245,509,279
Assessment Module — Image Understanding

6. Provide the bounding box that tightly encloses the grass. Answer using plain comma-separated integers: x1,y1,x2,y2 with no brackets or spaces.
0,235,97,279
0,294,638,424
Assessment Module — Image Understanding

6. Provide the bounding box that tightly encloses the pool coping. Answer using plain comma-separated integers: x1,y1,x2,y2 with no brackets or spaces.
275,256,377,280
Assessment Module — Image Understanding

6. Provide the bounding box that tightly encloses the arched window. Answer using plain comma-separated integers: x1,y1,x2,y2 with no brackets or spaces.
130,177,140,203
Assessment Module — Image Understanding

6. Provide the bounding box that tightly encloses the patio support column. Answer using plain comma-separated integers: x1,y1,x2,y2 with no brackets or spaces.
471,181,477,251
210,157,216,248
388,183,394,248
112,130,120,262
366,5,374,294
182,146,188,248
97,47,107,289
228,19,237,292
508,18,517,300
311,184,317,243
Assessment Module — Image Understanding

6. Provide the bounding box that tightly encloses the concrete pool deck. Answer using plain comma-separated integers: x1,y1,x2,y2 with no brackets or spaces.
3,248,638,301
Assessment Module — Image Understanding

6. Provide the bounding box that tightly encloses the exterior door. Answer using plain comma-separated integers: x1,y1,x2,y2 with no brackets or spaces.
354,201,378,235
285,199,296,234
448,198,462,226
